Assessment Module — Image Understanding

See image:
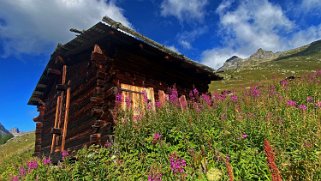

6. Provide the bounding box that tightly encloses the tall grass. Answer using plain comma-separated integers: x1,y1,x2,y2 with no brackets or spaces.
3,71,321,180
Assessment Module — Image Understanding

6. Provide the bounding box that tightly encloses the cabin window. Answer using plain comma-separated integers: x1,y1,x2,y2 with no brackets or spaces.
120,83,155,117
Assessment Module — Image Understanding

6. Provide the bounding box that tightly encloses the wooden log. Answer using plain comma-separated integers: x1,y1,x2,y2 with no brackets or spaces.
61,83,71,152
47,68,61,76
51,128,62,135
90,97,104,104
56,84,68,91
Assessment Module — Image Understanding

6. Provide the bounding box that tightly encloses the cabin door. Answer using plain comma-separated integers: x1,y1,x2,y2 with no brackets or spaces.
50,65,71,154
120,83,155,119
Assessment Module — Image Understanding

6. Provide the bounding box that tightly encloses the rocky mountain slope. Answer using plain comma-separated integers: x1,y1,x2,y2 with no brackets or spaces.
218,39,321,71
0,122,11,136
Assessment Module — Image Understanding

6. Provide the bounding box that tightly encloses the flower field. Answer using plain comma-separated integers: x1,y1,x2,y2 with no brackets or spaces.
2,71,321,180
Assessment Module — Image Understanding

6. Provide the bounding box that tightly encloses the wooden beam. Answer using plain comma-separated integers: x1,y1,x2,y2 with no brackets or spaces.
50,96,61,154
36,84,47,89
93,44,103,54
47,68,61,76
61,82,71,152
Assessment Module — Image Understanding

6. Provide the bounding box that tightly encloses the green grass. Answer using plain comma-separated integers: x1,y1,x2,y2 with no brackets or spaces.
2,71,321,180
0,133,35,180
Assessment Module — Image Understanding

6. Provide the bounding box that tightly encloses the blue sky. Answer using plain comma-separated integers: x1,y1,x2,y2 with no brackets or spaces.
1,0,321,131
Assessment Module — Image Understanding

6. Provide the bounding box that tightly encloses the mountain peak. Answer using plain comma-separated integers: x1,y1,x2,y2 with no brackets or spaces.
0,122,12,136
249,48,275,60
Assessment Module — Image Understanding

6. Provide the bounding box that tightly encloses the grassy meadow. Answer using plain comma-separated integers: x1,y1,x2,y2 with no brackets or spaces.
1,70,321,180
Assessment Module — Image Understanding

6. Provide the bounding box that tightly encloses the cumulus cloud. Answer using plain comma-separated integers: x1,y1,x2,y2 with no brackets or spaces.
177,27,208,49
160,0,208,22
166,45,180,53
301,0,321,11
0,0,131,58
201,0,321,69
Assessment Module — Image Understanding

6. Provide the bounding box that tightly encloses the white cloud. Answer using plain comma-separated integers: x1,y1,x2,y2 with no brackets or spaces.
0,0,131,57
160,0,208,22
301,0,321,11
179,40,192,49
201,0,321,69
177,27,208,49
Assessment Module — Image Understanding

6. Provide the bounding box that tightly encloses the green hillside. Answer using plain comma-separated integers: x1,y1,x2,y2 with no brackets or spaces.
0,133,35,180
210,40,321,91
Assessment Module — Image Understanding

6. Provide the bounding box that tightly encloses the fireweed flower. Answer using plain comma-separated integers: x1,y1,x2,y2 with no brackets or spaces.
155,101,161,109
242,133,248,139
250,86,260,97
307,96,313,103
169,88,178,105
287,100,297,107
316,101,321,108
280,79,288,87
193,88,199,97
105,142,113,148
61,150,69,159
12,176,19,181
298,104,307,111
27,160,38,172
148,173,162,181
152,133,161,144
115,93,122,104
19,167,26,177
169,154,186,174
42,157,51,165
201,94,212,106
230,95,238,103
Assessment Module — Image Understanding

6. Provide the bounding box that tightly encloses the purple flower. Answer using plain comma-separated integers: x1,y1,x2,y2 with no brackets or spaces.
316,101,321,108
242,133,248,139
155,101,161,109
298,104,307,111
169,88,178,105
230,95,238,103
307,96,313,103
19,167,26,177
12,176,19,181
152,133,161,144
201,94,212,106
27,160,38,172
115,93,122,103
61,150,69,158
192,88,199,97
148,173,162,181
104,142,113,148
280,80,288,87
42,157,51,165
169,154,186,174
250,86,260,97
287,100,297,107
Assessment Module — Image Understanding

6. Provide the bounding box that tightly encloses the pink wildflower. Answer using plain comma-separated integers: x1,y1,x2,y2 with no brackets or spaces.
201,94,212,106
250,86,260,97
298,104,307,111
104,142,113,148
61,150,69,159
242,133,248,139
155,101,161,109
307,96,313,103
152,133,161,144
192,88,199,97
169,88,178,105
315,101,321,108
42,157,51,165
169,154,186,174
148,173,162,181
230,95,238,103
287,100,297,107
12,176,19,181
280,80,288,87
19,167,26,177
27,160,38,172
115,93,122,104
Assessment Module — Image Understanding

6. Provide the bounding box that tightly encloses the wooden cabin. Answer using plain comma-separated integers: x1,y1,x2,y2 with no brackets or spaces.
28,17,221,159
